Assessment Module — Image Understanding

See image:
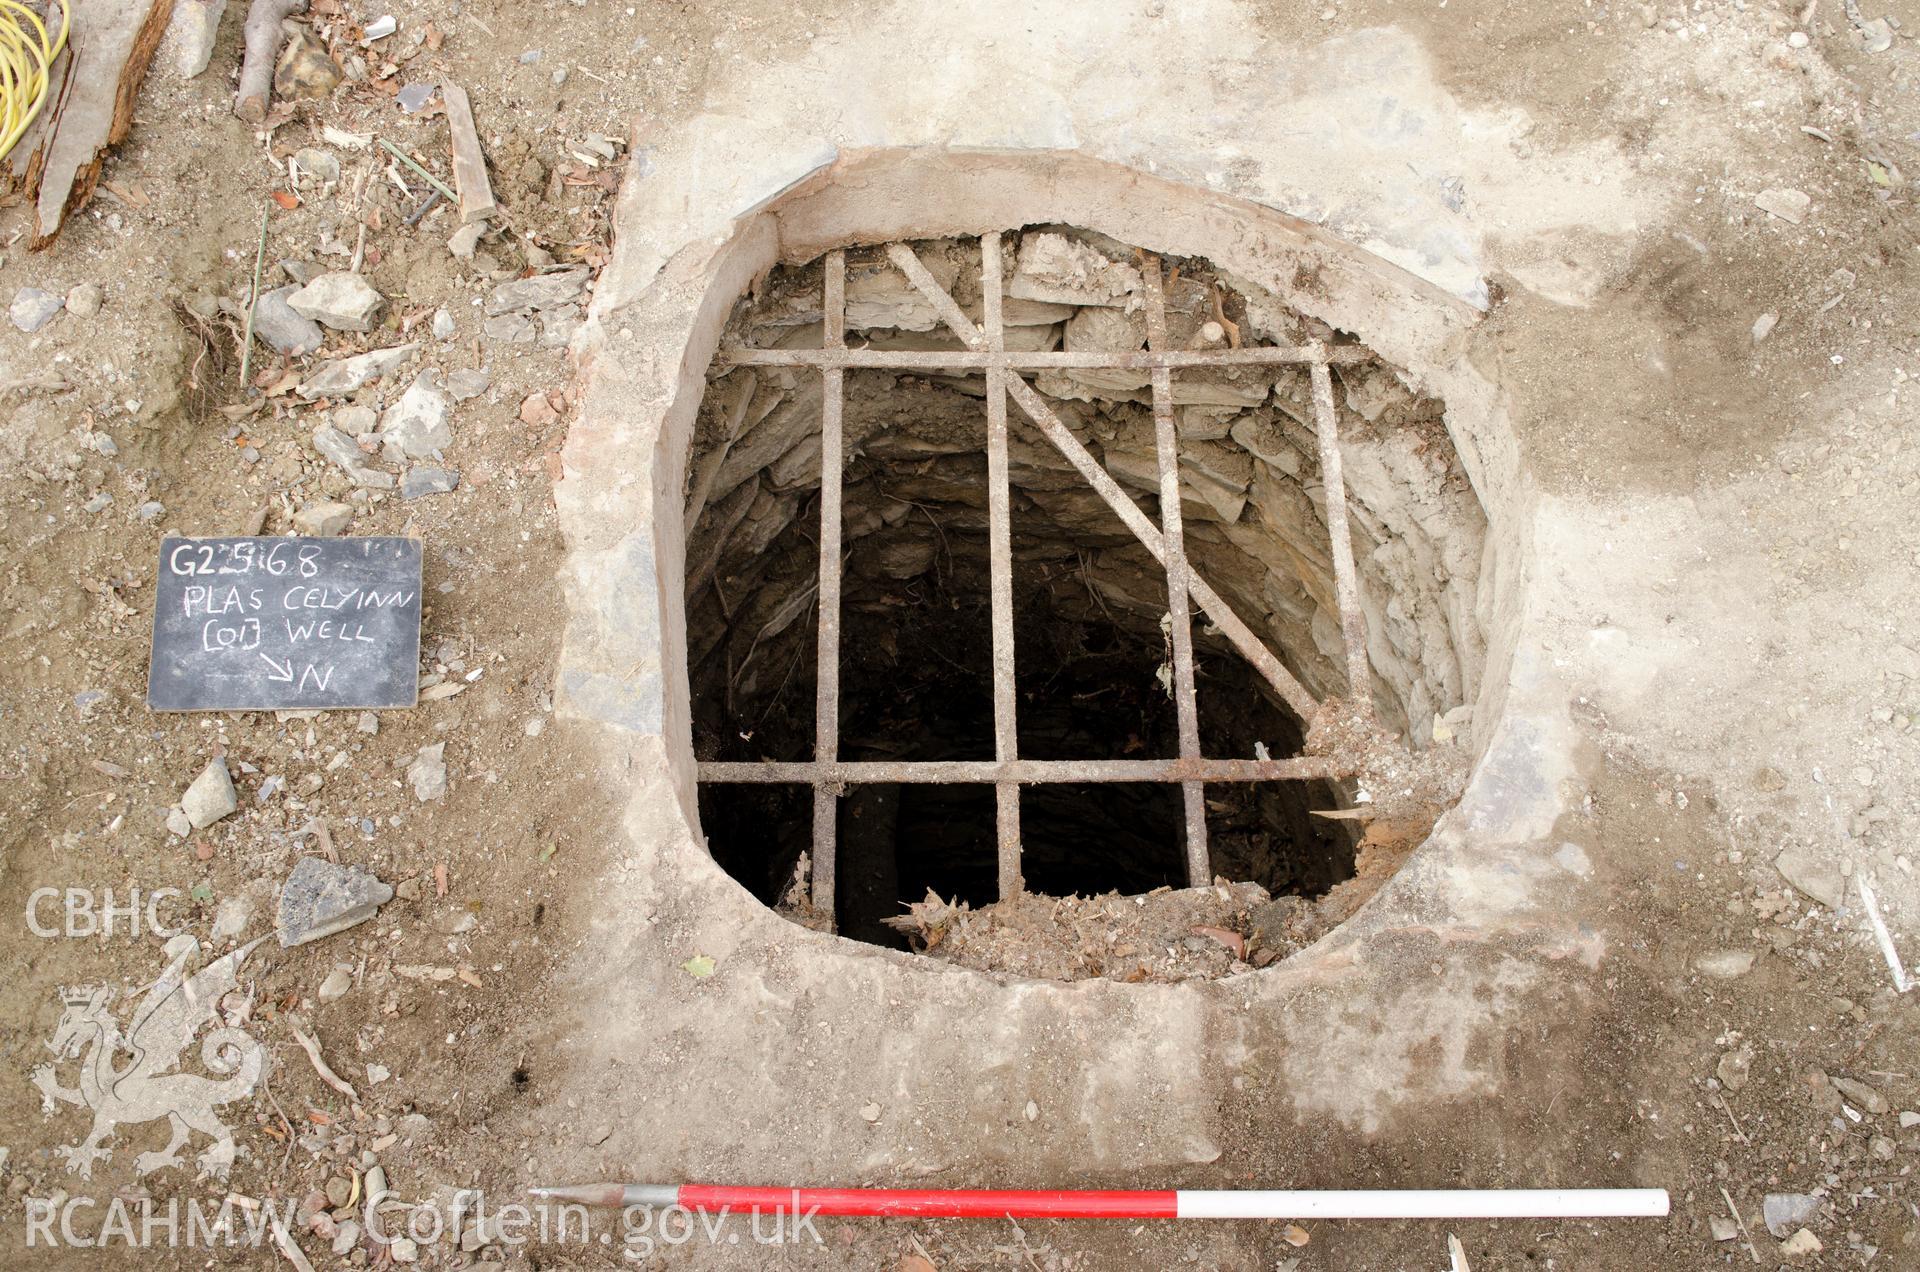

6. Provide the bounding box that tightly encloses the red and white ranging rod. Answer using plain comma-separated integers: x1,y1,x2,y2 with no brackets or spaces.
528,1182,1670,1221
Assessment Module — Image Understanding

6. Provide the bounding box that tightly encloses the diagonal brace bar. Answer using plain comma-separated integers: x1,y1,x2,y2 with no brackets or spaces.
1006,377,1320,721
884,243,1321,721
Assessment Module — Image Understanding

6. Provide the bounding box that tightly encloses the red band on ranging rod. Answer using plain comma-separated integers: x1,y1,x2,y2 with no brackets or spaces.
527,1183,1670,1221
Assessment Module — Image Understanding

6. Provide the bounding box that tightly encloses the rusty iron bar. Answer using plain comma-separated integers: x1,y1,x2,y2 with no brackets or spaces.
700,757,1344,784
702,239,1373,908
977,232,1024,900
885,243,986,349
1004,376,1321,720
810,250,848,919
1308,357,1371,716
1140,257,1210,888
865,247,1321,722
719,346,1372,371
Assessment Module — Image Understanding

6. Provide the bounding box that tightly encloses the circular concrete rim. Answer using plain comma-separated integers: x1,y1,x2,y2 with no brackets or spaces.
563,147,1538,988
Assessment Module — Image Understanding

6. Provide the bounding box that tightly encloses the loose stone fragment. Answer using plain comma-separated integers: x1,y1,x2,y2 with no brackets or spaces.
181,757,238,828
287,271,385,332
278,857,394,947
293,501,353,536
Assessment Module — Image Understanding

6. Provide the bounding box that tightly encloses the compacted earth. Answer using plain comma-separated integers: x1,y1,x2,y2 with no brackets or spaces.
1,1,1918,1269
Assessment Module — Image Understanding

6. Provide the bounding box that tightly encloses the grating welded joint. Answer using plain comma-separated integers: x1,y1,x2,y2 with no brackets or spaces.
699,235,1379,926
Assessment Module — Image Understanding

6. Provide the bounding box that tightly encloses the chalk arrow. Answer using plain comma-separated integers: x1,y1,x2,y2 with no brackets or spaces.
258,653,294,683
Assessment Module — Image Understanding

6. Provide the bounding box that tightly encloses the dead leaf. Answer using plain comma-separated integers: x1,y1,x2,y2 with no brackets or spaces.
103,180,149,208
1282,1223,1310,1247
271,190,299,210
263,368,304,398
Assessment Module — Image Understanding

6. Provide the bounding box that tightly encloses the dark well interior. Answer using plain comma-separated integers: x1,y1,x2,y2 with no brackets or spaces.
694,538,1351,948
684,232,1487,949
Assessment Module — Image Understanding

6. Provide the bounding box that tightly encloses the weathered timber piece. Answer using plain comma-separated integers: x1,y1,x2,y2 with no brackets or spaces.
24,0,177,250
440,81,496,224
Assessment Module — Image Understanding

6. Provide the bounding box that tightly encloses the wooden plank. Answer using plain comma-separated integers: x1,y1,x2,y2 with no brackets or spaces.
440,81,496,225
27,0,178,250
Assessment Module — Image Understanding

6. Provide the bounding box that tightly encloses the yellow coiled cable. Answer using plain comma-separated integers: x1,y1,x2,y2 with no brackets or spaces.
0,0,69,165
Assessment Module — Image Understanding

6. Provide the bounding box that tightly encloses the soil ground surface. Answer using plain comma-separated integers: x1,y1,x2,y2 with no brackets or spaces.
2,1,1919,1270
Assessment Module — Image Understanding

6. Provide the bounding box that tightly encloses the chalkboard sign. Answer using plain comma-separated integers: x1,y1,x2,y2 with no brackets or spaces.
147,537,423,712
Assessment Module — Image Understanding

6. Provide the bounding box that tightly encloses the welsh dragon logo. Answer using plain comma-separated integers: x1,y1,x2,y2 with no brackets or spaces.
31,936,268,1180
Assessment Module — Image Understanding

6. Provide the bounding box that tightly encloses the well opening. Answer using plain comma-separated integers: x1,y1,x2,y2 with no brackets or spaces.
679,227,1490,964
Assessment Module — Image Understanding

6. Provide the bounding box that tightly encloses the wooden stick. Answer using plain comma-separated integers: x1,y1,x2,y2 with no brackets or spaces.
440,81,496,224
234,0,308,123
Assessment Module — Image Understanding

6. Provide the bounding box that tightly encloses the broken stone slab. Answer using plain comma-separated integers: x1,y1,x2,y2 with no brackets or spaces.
277,857,394,947
163,0,228,78
312,425,395,489
483,267,589,315
211,896,251,940
1754,187,1811,225
1832,1075,1888,1114
312,423,366,468
401,466,460,499
332,404,378,436
539,305,580,348
1774,845,1844,909
287,271,386,332
482,313,534,343
445,368,490,402
10,287,65,333
1062,304,1145,354
379,373,452,459
1693,949,1755,979
408,742,447,801
293,500,353,536
64,283,102,318
843,253,961,332
298,344,418,399
253,286,326,356
1762,1193,1819,1239
1779,1229,1821,1257
1008,232,1142,307
181,757,238,828
448,222,485,260
1716,1045,1754,1092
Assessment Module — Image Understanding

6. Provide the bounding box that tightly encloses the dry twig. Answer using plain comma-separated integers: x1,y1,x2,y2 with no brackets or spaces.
286,1014,359,1102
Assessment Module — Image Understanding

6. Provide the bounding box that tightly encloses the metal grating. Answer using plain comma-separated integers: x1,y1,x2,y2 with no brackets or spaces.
699,234,1379,926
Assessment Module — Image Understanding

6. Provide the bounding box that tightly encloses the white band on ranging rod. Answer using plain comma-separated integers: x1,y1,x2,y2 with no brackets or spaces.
1171,1189,1671,1219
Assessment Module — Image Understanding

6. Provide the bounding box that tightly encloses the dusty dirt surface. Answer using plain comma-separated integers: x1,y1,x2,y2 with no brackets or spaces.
1,1,1918,1270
